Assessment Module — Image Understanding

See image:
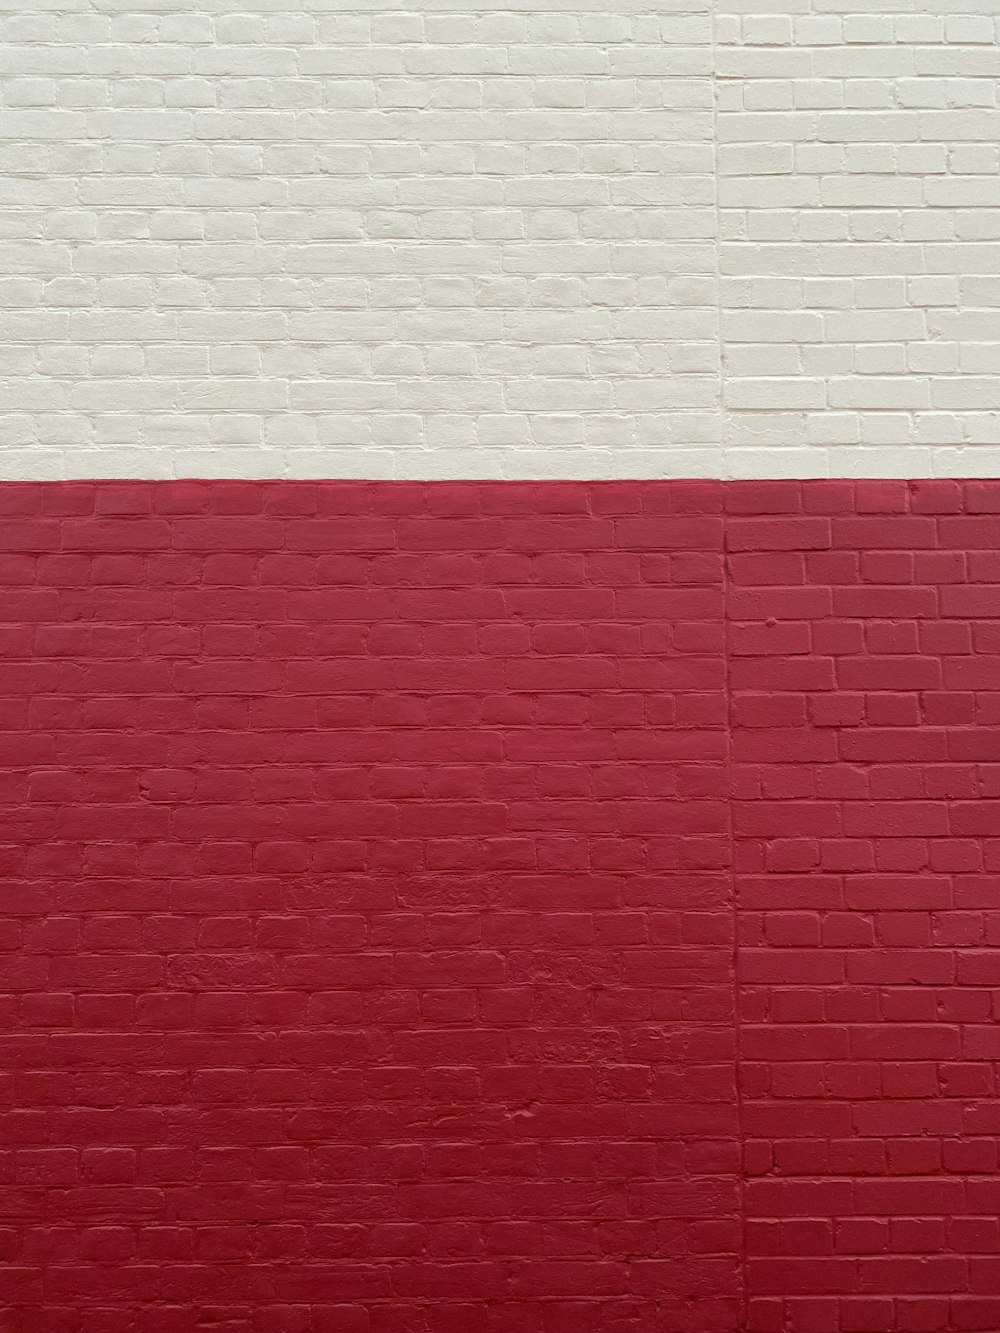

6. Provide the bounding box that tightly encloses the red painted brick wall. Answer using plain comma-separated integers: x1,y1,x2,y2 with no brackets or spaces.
0,479,996,1333
0,480,738,1333
734,481,1000,1333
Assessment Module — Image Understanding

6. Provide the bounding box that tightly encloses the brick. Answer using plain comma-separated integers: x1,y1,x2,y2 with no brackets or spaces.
6,473,1000,1330
730,475,1000,1329
0,478,737,1326
0,5,996,481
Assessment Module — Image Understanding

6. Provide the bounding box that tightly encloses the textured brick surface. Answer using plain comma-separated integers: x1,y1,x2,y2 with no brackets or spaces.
2,2,1000,478
719,3,1000,477
2,478,999,1331
733,479,1000,1333
0,480,739,1332
0,3,719,480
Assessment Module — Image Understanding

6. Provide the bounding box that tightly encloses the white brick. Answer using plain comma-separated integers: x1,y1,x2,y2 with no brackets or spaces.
717,1,1000,474
0,3,997,479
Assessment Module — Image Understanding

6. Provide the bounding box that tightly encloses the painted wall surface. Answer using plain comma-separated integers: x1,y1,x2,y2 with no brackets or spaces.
2,479,999,1333
2,3,1000,1330
1,1,999,480
730,479,1000,1333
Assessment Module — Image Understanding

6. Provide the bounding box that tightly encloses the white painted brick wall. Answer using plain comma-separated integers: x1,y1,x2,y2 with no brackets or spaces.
719,0,1000,477
0,0,997,479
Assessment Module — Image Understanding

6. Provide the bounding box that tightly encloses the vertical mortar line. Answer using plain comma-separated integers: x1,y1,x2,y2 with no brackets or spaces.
710,0,746,1320
710,0,726,480
724,497,746,1328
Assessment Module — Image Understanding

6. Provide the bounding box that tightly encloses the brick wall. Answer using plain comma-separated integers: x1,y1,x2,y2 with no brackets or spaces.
2,1,999,480
733,480,1000,1333
0,480,738,1333
718,3,1000,477
2,479,998,1331
0,3,719,481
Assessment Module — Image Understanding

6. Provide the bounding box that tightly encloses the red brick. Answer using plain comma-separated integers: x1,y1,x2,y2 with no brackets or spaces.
3,478,998,1331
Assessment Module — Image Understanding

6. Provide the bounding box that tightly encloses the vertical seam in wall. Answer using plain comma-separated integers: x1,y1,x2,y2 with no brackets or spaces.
713,0,744,1314
724,504,746,1325
710,0,727,479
